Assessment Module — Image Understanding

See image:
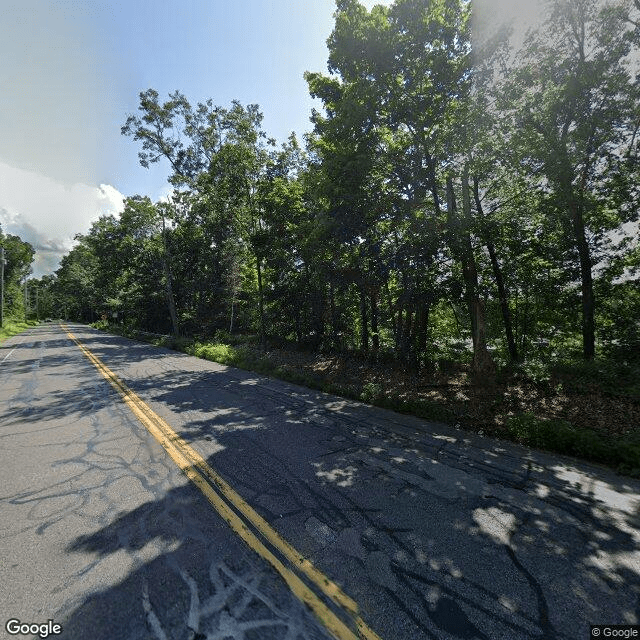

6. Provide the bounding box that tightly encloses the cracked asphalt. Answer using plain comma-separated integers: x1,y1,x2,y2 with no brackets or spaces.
1,323,638,640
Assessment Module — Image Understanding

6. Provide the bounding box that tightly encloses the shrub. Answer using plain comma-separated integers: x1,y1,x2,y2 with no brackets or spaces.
361,382,383,403
505,413,575,453
90,319,110,331
187,342,244,367
505,413,640,475
553,359,640,400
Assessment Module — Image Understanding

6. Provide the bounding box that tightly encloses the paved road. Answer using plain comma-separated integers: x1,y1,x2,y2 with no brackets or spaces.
1,323,638,640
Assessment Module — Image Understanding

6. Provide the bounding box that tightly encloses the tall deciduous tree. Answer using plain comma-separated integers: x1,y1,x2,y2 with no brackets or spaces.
122,90,273,338
0,228,34,320
498,0,640,359
308,0,498,371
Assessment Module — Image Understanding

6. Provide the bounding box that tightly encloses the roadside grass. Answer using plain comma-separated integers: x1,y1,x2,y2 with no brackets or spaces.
90,323,640,477
0,318,38,344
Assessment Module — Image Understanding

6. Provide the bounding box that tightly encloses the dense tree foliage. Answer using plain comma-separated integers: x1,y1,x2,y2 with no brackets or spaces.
49,0,639,371
0,225,35,322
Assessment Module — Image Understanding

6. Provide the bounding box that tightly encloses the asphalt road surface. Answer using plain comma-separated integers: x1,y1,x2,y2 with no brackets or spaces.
1,323,638,640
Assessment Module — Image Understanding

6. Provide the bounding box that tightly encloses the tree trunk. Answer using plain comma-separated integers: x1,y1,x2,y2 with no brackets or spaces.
360,285,369,353
415,301,430,358
161,215,180,338
315,284,326,346
229,259,238,334
558,155,596,360
447,172,495,376
519,288,530,358
329,278,337,348
400,303,413,362
384,281,402,354
256,257,266,350
570,199,595,360
370,289,379,352
295,307,302,344
396,306,403,354
472,176,518,362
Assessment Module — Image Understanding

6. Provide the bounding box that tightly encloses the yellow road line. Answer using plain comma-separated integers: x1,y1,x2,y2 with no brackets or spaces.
62,324,382,640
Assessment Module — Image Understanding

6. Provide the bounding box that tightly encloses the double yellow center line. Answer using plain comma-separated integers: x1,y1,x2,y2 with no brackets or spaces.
63,325,381,640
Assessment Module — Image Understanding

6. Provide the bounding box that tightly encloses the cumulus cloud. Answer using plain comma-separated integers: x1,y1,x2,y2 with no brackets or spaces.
156,183,175,204
0,161,124,277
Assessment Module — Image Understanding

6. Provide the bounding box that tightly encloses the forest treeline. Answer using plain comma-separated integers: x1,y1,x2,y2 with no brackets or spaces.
0,226,34,324
37,0,640,373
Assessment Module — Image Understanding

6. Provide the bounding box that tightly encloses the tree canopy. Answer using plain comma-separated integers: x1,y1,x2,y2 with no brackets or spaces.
0,225,35,322
46,0,639,371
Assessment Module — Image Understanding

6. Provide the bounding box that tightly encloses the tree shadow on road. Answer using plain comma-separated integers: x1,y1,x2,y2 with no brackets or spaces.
5,324,639,639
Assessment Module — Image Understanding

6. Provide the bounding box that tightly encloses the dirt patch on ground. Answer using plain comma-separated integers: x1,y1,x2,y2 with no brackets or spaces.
243,345,640,440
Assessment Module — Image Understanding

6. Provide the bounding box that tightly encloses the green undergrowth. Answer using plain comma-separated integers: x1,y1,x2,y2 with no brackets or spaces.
0,318,38,344
505,414,640,477
91,324,640,477
505,356,640,401
553,359,640,401
185,341,458,421
182,340,640,476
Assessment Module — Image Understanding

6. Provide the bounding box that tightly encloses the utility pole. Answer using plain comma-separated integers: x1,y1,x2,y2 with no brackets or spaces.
35,285,39,321
24,278,28,320
0,246,5,329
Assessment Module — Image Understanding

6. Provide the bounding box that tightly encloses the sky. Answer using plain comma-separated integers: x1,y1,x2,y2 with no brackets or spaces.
0,0,543,277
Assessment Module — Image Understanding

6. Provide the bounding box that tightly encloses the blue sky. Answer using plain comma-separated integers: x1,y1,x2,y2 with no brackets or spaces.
0,0,377,275
0,0,539,276
92,0,350,197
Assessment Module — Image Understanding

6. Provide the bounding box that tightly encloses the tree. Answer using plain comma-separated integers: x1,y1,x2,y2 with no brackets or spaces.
52,239,99,322
307,0,498,371
0,228,35,321
122,90,273,339
498,0,640,359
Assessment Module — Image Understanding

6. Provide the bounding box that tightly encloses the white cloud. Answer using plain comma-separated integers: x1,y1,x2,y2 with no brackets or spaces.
0,161,124,277
156,183,175,204
97,184,126,217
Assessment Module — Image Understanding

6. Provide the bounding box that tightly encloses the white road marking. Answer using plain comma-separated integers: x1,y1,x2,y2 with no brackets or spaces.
1,334,27,363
